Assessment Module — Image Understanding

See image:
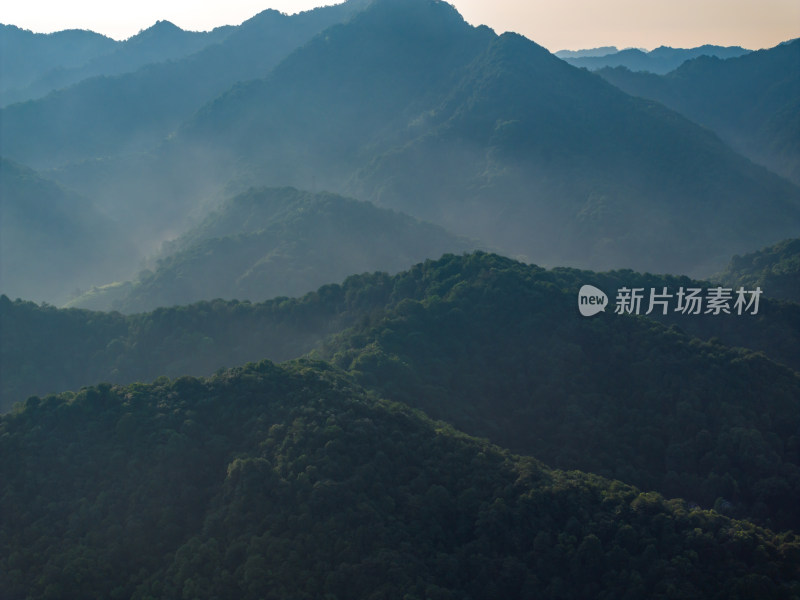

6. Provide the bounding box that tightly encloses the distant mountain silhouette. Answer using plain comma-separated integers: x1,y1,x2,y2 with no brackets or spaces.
559,45,750,74
2,0,798,302
0,21,234,106
555,46,619,59
0,3,366,165
0,24,116,102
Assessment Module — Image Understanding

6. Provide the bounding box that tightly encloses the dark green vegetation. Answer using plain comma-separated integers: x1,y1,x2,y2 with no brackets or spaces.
3,359,800,599
557,44,750,74
717,239,800,303
0,158,138,305
0,282,371,410
323,254,800,531
5,253,800,534
598,39,800,185
66,187,479,313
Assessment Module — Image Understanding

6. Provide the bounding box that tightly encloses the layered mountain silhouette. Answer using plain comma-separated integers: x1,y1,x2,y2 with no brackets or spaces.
598,38,800,185
4,253,800,541
0,3,366,166
0,21,234,106
0,24,117,103
2,0,798,296
555,46,619,59
557,44,750,74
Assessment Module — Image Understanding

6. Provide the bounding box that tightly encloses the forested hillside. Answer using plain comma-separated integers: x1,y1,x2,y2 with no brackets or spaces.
3,360,798,599
716,239,800,303
5,252,800,533
7,252,800,410
321,254,800,530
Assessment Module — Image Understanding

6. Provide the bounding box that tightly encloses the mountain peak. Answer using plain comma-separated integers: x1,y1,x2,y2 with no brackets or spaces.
129,19,185,41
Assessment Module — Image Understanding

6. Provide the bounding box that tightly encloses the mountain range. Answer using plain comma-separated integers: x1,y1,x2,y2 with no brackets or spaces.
0,3,366,168
2,0,798,306
556,44,750,74
0,21,234,106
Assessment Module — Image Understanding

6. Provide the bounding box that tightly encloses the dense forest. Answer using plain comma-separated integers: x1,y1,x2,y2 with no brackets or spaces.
323,254,800,531
717,238,800,303
4,253,800,536
3,360,799,599
5,252,800,409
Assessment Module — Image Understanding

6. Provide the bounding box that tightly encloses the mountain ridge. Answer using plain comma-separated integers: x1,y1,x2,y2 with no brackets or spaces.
66,186,481,313
559,44,750,74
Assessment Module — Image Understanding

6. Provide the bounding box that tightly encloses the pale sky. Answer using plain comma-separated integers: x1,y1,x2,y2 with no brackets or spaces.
1,0,798,51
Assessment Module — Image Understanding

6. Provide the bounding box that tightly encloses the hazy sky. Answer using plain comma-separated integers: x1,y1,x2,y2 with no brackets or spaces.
2,0,798,51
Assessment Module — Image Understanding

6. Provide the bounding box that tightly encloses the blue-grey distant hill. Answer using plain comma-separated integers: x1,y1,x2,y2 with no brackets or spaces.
167,0,800,276
0,25,116,102
598,38,800,185
554,46,618,59
0,158,137,305
66,187,480,313
0,3,367,165
0,21,235,106
2,0,798,303
558,44,750,74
